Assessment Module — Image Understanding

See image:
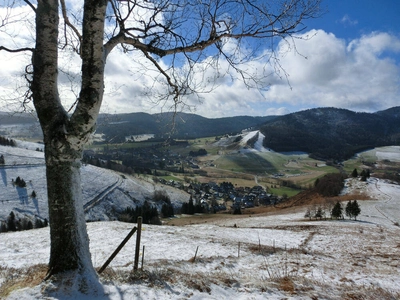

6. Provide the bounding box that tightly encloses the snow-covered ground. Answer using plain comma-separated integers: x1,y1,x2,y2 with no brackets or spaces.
0,145,189,222
240,130,271,153
1,176,399,299
1,143,400,299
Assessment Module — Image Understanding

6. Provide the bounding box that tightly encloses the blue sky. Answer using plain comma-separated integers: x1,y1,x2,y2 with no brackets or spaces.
257,0,400,116
0,0,399,118
310,0,399,38
103,0,400,117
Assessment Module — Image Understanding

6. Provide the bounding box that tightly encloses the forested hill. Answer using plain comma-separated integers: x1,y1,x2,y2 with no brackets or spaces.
96,112,275,141
260,107,400,160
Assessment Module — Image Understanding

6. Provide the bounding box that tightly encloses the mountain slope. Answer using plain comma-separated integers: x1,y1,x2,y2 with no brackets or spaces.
0,144,189,223
96,112,275,142
260,107,400,160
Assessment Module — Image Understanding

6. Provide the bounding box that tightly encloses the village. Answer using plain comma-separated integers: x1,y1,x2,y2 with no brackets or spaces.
83,142,282,215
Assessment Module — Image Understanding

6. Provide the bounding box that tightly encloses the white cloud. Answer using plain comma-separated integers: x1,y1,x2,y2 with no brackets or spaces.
1,1,399,118
259,30,400,113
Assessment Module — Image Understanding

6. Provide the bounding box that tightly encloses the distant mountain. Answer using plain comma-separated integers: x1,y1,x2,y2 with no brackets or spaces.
96,112,276,142
260,107,400,160
0,112,37,125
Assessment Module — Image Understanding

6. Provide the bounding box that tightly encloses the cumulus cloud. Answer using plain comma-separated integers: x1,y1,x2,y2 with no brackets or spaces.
0,2,399,118
259,30,400,113
119,29,399,117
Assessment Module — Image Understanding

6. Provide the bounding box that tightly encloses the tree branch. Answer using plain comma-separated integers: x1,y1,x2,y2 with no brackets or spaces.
23,0,36,13
0,46,34,53
60,0,82,54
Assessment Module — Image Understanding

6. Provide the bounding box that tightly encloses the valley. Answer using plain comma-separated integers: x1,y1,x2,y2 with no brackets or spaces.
0,113,399,299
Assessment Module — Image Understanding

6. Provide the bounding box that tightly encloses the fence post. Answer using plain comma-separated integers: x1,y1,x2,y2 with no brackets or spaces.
141,245,145,270
134,216,142,270
98,226,137,274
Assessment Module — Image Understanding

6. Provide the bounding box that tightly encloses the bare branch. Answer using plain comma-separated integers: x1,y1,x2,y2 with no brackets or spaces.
0,45,34,53
60,0,82,54
22,0,36,13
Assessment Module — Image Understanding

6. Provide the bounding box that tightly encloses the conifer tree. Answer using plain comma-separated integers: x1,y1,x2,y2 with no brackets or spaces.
7,212,16,231
331,201,343,219
351,200,361,220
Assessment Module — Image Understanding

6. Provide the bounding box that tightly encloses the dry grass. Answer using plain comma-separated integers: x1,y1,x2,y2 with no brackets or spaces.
0,264,47,298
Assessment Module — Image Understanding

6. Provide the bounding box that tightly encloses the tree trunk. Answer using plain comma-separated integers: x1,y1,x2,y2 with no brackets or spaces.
45,152,93,275
31,0,107,293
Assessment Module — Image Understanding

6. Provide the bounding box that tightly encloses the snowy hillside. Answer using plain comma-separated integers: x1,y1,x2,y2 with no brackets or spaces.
1,177,399,299
213,130,273,153
0,144,190,222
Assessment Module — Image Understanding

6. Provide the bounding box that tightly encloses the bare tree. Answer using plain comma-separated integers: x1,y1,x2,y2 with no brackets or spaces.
0,0,321,294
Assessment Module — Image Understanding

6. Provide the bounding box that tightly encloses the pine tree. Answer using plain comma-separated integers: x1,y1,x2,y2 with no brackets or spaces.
331,201,343,219
351,200,361,220
188,197,195,215
345,201,352,219
351,168,358,178
35,218,44,228
0,221,7,233
7,212,16,231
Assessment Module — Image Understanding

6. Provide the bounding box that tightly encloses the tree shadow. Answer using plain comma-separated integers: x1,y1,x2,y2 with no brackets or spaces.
227,151,278,175
32,196,40,215
0,167,6,186
16,186,29,205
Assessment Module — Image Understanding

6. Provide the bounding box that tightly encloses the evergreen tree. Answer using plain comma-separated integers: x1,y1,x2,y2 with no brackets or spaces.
35,218,44,228
20,179,26,188
161,203,174,218
31,190,37,198
351,200,361,220
345,201,353,219
7,211,16,231
188,197,195,215
233,205,242,215
0,221,7,233
351,168,358,178
331,201,343,219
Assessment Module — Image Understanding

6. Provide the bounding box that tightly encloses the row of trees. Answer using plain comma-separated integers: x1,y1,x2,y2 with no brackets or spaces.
351,168,371,181
188,149,208,157
12,176,27,188
305,200,361,221
119,201,161,225
0,136,16,147
0,211,48,233
181,197,205,215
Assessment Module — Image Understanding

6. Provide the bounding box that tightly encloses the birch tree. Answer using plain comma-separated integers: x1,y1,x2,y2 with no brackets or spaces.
0,0,321,293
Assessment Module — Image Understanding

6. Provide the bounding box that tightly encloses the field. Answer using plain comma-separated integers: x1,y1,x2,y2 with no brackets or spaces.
1,176,399,299
0,140,399,299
